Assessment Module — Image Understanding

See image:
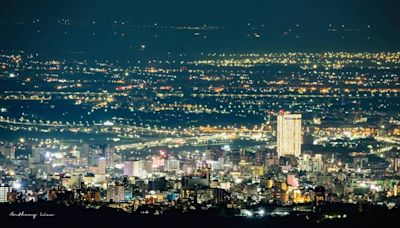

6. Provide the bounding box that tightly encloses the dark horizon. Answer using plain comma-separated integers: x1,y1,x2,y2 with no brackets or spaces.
1,0,400,56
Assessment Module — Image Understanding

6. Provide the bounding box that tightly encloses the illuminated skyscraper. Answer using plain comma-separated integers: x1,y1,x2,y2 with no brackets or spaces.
1,145,15,160
124,160,144,177
276,111,302,158
106,183,125,203
164,158,180,171
97,157,106,175
29,146,44,164
104,146,116,167
0,184,12,203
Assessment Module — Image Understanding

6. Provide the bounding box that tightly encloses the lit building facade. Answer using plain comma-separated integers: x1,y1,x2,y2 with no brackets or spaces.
0,185,12,203
277,112,302,158
124,160,144,177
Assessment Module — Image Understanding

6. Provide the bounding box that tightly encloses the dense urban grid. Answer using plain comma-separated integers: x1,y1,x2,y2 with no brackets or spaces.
0,49,399,225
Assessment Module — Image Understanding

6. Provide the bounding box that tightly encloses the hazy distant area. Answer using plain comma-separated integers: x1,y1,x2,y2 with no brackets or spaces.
1,0,400,57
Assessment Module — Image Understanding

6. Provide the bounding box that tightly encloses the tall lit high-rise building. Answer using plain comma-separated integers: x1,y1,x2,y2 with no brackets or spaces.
164,158,180,171
0,184,12,203
1,145,15,160
276,111,302,158
104,146,115,167
81,143,89,158
29,146,44,164
97,157,106,175
106,183,125,203
124,160,144,177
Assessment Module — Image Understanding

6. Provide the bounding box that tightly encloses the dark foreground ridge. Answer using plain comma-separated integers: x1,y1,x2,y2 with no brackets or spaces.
1,202,399,228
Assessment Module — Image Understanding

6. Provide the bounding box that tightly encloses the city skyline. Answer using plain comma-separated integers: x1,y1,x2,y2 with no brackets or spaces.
1,1,400,228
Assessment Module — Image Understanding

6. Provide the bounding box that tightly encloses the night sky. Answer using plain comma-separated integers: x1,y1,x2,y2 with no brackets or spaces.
1,0,399,56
